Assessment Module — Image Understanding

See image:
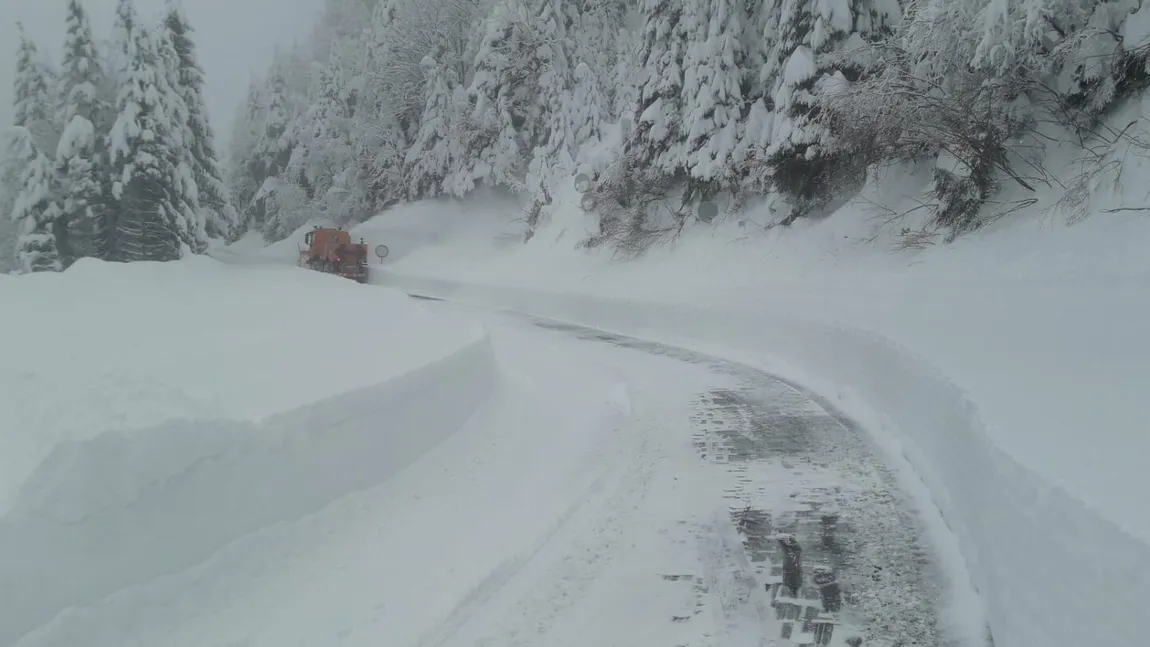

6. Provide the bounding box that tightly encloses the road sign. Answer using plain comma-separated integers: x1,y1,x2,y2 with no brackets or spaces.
574,173,591,193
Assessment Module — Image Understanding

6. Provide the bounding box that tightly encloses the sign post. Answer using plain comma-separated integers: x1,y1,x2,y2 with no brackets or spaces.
375,244,389,263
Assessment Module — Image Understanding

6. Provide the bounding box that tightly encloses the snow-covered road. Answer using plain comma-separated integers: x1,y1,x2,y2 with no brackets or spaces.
10,278,969,646
411,298,969,647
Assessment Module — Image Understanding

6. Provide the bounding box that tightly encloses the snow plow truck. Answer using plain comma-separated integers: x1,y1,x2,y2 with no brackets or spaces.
299,226,370,283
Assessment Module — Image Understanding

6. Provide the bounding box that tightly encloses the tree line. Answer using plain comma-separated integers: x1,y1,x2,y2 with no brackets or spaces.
0,0,237,273
230,0,1150,253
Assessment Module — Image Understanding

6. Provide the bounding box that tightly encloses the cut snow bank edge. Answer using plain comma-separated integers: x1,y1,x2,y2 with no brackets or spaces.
375,271,1149,647
0,334,498,646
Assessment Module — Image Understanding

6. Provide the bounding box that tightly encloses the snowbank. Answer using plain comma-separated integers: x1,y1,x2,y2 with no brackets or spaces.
0,255,483,514
0,257,495,644
12,327,630,647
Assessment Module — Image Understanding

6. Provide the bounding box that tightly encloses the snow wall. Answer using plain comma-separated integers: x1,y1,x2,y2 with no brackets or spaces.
0,334,497,645
373,272,1149,647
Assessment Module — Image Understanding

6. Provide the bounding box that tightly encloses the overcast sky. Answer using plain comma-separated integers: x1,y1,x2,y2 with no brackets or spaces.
0,0,325,147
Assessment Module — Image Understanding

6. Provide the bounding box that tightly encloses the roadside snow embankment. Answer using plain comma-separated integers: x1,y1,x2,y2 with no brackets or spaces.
13,326,632,647
361,189,1150,647
0,257,493,644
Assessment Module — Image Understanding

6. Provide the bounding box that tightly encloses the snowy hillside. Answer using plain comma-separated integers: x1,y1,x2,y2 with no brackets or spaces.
212,0,1150,266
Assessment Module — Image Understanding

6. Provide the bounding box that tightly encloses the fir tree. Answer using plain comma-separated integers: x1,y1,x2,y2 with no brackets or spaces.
8,127,63,273
107,23,191,262
627,0,689,176
103,0,140,254
405,54,459,198
164,5,240,241
13,26,60,157
0,130,25,271
680,0,747,185
56,0,108,263
453,0,539,194
156,25,207,252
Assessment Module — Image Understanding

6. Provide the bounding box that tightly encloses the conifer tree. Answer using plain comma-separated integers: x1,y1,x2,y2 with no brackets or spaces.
627,0,689,176
107,23,191,261
56,0,108,262
8,127,63,272
156,25,207,252
13,26,60,158
164,5,240,241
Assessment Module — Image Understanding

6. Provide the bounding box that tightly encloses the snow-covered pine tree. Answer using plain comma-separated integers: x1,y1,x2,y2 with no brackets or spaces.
8,127,64,273
359,0,484,207
102,0,141,255
0,130,25,271
279,44,358,231
523,0,578,218
164,4,240,241
56,0,109,263
156,21,208,253
626,0,689,177
569,60,607,153
250,60,302,241
13,26,61,158
680,0,747,187
356,0,412,208
107,23,193,261
569,0,621,140
405,53,459,198
451,0,541,195
729,0,779,192
109,0,140,81
575,0,628,122
758,0,900,219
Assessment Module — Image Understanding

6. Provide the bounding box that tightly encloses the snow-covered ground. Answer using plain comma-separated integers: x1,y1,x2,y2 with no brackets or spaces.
9,99,1149,645
0,256,480,512
332,115,1150,647
0,257,489,644
11,322,639,647
3,244,987,647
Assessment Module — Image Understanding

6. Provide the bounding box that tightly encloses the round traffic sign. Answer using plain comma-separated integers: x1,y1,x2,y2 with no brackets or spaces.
574,173,591,193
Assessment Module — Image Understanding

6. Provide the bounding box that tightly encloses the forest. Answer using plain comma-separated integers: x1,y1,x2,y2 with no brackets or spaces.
0,0,236,273
227,0,1150,251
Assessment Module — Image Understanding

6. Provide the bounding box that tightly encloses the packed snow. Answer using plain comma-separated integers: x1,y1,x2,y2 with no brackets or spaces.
338,120,1150,646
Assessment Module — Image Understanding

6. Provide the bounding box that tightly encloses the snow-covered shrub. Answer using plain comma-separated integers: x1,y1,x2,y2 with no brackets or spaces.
819,39,1038,236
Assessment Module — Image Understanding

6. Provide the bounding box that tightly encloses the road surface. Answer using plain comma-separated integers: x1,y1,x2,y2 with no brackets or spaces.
14,284,978,647
411,296,970,647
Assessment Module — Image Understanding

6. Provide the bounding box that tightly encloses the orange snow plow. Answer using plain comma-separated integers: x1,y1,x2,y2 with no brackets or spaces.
298,226,369,283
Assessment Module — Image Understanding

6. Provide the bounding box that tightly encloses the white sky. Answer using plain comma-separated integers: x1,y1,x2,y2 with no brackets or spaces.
0,0,326,146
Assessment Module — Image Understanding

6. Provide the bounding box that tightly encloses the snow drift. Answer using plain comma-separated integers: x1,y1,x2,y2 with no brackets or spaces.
11,328,632,647
0,256,494,644
0,255,483,512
